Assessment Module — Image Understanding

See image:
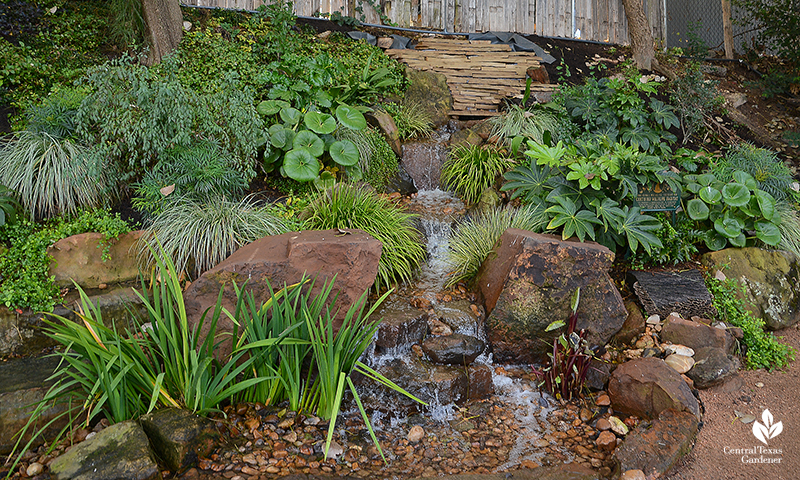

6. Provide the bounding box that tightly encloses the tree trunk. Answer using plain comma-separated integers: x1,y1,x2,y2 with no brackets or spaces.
141,0,183,66
621,0,656,70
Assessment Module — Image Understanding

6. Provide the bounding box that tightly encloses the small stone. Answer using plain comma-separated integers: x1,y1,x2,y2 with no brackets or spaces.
665,354,695,374
241,466,260,475
664,345,695,357
407,425,425,443
580,407,594,422
596,418,612,431
609,416,629,436
283,431,298,443
596,394,611,406
242,453,257,465
98,283,108,290
645,315,660,325
277,418,294,429
26,462,44,477
429,318,453,336
756,382,764,388
596,431,617,452
634,335,655,349
621,469,647,480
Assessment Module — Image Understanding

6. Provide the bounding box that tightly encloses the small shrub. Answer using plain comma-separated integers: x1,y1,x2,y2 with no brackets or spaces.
733,0,800,68
335,126,399,190
382,102,433,140
706,275,795,370
0,184,24,227
441,144,516,205
302,184,425,289
0,130,109,219
669,62,724,142
24,87,88,138
132,141,249,218
628,213,702,268
776,201,800,257
445,204,548,286
142,196,288,278
713,143,797,202
489,103,563,145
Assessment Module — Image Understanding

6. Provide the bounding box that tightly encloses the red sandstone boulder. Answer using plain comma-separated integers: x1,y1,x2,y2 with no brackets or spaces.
608,357,700,420
614,408,699,477
183,229,381,358
477,229,627,364
661,313,735,353
48,231,145,289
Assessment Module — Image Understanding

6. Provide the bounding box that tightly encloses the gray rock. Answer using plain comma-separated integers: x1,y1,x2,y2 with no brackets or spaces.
0,356,68,455
614,408,699,477
374,300,428,352
478,230,626,364
183,229,381,359
140,408,220,472
50,420,161,480
702,248,800,330
421,333,485,365
686,347,740,389
608,357,701,420
383,163,418,196
365,109,401,157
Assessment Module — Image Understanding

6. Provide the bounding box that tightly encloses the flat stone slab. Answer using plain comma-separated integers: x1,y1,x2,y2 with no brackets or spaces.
630,269,717,320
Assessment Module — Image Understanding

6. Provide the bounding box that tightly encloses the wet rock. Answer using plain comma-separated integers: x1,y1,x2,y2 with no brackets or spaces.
595,418,612,431
608,357,700,420
468,364,495,400
26,462,44,476
475,187,501,213
50,420,161,480
661,314,735,353
608,416,629,436
702,247,800,329
407,425,425,443
596,430,617,452
614,408,699,477
584,359,612,391
0,355,69,454
365,109,402,157
140,408,220,472
479,230,627,363
686,347,740,389
613,301,646,345
370,356,469,407
435,299,483,336
429,317,453,336
620,469,646,480
403,68,453,128
430,463,599,480
664,354,695,374
384,163,418,196
184,229,381,358
48,230,145,289
421,333,485,365
374,301,428,351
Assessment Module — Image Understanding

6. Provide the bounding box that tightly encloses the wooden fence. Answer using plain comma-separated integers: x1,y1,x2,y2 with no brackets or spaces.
183,0,668,45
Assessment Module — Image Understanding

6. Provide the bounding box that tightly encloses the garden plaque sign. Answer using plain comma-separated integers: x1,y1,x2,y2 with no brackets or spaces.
634,182,681,223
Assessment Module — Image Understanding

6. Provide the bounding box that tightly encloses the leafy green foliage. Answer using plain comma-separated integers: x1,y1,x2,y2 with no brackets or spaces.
108,0,145,49
558,66,678,156
24,86,88,138
335,126,399,190
132,141,250,218
775,201,800,257
0,209,131,312
669,62,724,142
302,184,425,289
501,138,671,254
684,170,782,250
706,275,795,370
441,144,516,205
0,130,109,220
76,57,262,182
381,101,433,140
0,184,24,227
142,196,288,278
532,289,594,401
489,103,564,145
445,204,549,286
713,143,798,202
628,213,702,268
734,0,800,68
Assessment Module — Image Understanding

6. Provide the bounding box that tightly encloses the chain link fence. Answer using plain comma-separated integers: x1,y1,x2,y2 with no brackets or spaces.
665,0,761,55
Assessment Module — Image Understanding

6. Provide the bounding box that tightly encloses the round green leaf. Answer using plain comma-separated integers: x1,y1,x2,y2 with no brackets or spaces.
755,221,782,245
270,128,295,150
704,233,728,251
345,165,363,182
754,189,777,221
304,111,337,134
721,182,751,207
728,232,747,248
269,123,285,135
280,107,303,126
733,171,758,190
257,99,289,116
714,216,744,239
335,104,367,130
283,149,320,182
313,170,336,190
329,140,360,166
699,186,722,204
293,130,324,157
687,198,709,220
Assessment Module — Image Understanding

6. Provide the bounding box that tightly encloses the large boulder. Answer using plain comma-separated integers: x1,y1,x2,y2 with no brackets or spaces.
183,229,381,358
140,408,220,472
49,420,161,480
48,231,145,289
403,68,453,127
478,230,627,364
608,357,700,420
702,247,800,330
614,408,699,477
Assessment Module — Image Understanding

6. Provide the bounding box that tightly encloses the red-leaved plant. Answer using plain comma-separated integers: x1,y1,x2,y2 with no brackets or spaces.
532,288,594,401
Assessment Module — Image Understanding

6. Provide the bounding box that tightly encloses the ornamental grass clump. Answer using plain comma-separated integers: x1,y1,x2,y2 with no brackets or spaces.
302,183,425,289
440,144,516,205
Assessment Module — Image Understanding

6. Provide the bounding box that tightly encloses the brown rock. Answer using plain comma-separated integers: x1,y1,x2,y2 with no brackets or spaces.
595,431,617,452
661,315,735,354
376,37,394,49
183,229,381,358
596,418,612,431
479,230,626,363
596,394,611,406
608,357,700,420
365,109,402,157
613,301,647,345
48,230,145,289
526,65,550,84
614,408,699,477
140,408,220,472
